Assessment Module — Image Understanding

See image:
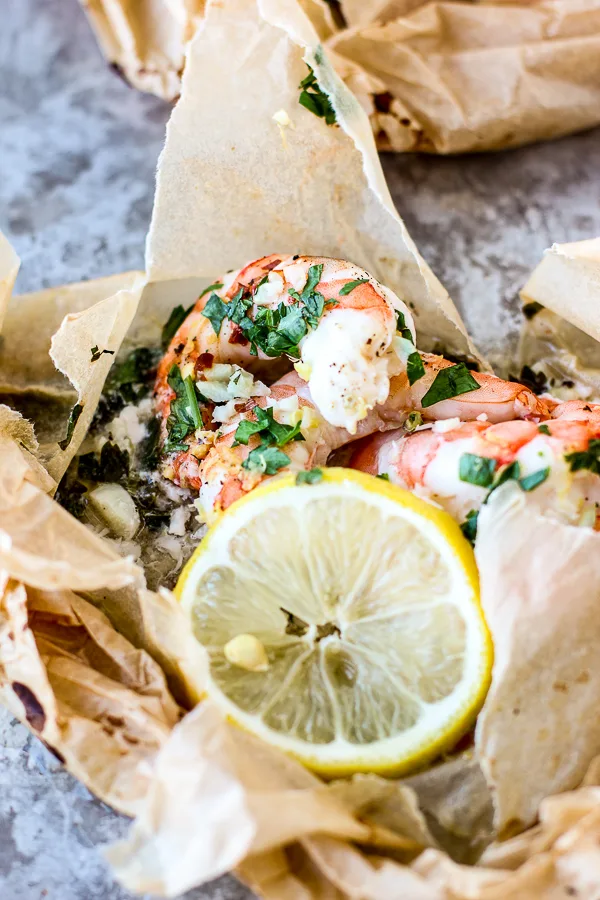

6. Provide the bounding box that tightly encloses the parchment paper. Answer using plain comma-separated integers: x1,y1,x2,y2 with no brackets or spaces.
145,0,479,360
0,267,145,480
475,483,600,835
3,0,600,897
78,0,205,100
330,0,600,154
519,238,600,402
82,0,600,155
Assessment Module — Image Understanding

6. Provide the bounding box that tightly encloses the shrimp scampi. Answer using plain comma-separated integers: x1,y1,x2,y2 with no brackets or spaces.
155,254,419,435
350,403,600,533
152,253,556,519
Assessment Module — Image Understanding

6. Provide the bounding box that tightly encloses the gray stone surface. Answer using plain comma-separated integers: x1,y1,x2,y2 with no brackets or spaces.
2,0,600,897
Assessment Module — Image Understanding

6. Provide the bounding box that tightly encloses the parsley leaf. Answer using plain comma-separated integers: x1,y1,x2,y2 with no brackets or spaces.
404,411,423,433
339,278,369,296
164,365,204,453
459,454,497,488
234,406,304,448
199,281,224,299
202,293,229,336
301,264,324,300
234,417,266,446
519,467,550,492
407,351,425,386
106,347,159,405
492,461,521,491
296,468,323,485
227,288,251,324
90,346,115,363
421,363,480,409
162,303,194,349
298,66,336,125
396,311,413,342
376,473,390,481
202,264,331,360
461,509,479,545
459,457,549,545
59,403,83,450
565,440,600,475
183,374,203,429
138,416,161,471
538,423,551,435
275,304,307,346
242,444,291,475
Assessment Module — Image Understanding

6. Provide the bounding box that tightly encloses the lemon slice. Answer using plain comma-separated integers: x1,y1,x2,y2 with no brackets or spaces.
177,468,492,777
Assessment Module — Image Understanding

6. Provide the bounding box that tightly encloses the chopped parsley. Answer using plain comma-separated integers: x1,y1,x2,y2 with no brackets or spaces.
243,445,291,475
201,264,333,360
296,467,323,485
161,303,194,349
421,363,480,409
396,310,413,342
459,454,497,488
105,346,160,407
91,346,161,432
407,351,425,386
58,403,83,450
494,460,521,488
460,509,479,545
565,440,600,475
138,416,161,471
235,406,304,448
538,423,551,435
404,411,423,433
199,281,224,299
339,278,369,296
376,473,390,481
459,457,550,542
235,406,305,476
520,467,550,492
202,293,230,336
90,346,115,363
298,65,336,125
164,365,205,453
109,347,156,387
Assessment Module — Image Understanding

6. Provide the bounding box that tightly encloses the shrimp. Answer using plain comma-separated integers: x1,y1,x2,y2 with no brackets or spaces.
155,346,551,513
186,370,410,519
396,354,551,423
155,254,416,434
350,406,600,528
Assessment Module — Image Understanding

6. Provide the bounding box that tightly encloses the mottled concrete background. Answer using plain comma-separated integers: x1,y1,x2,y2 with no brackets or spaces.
2,0,600,897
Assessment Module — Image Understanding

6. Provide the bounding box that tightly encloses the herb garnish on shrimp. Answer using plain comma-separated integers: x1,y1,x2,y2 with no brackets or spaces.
155,254,419,436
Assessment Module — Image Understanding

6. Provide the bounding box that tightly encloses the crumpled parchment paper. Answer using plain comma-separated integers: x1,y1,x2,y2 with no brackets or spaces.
519,238,600,402
4,0,600,897
81,0,600,154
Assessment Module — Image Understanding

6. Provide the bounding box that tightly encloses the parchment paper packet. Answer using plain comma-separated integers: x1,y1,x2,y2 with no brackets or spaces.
78,0,337,101
5,1,600,897
81,0,600,155
330,0,600,154
0,0,483,888
87,1,600,896
519,238,600,402
78,0,206,101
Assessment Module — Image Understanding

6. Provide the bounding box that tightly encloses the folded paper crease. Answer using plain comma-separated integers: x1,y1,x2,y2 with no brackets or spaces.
3,0,600,898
